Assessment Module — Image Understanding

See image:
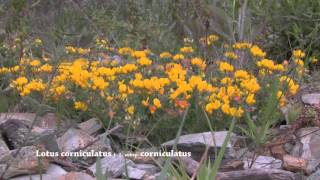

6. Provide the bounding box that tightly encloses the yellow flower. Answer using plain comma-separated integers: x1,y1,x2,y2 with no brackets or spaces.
224,51,238,60
118,47,133,55
92,77,108,90
240,78,260,93
131,50,148,58
153,98,162,108
180,46,194,54
246,94,256,105
65,46,77,54
191,57,206,70
142,98,149,107
138,57,152,66
294,59,304,67
200,34,219,45
12,76,28,88
160,52,172,59
55,85,66,96
77,48,90,55
39,64,53,73
311,56,318,64
219,62,234,72
221,77,233,85
234,70,250,79
118,83,127,93
74,101,88,111
173,54,184,61
127,105,135,115
205,100,221,114
30,59,41,67
34,38,42,45
233,42,252,49
293,49,305,59
250,45,266,58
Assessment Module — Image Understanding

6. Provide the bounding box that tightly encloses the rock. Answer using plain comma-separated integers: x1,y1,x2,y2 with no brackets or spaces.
11,174,60,180
0,113,36,124
0,134,9,153
306,159,320,175
302,93,320,105
144,172,166,180
216,169,296,180
0,119,58,151
243,156,283,169
133,164,160,174
57,172,95,180
127,153,157,165
292,127,320,160
308,169,320,180
0,146,49,179
88,155,134,178
0,113,70,134
219,160,244,172
284,142,295,154
172,156,199,176
46,163,67,175
123,166,148,179
162,131,237,161
57,128,111,164
270,145,287,160
290,127,320,174
235,148,254,160
10,163,67,180
283,154,308,172
79,118,104,136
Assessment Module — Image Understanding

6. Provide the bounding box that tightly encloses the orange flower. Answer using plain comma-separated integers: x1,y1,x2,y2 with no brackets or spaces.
149,105,157,114
175,100,189,109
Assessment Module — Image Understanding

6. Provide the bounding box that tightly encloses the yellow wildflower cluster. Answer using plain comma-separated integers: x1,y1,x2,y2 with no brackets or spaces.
180,46,194,54
11,77,46,96
74,101,88,111
191,57,206,70
0,36,303,120
233,42,252,50
200,34,219,46
250,45,266,58
224,51,238,60
65,46,90,55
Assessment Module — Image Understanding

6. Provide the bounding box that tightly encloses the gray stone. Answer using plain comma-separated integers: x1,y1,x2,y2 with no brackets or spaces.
57,127,111,164
0,118,59,151
123,166,148,179
134,164,160,174
292,127,320,160
10,164,67,180
216,169,295,180
79,118,104,136
57,172,95,180
235,148,254,160
307,169,320,180
162,131,237,161
46,163,67,175
144,172,166,180
89,155,134,178
0,146,49,179
0,113,36,125
302,93,320,105
0,113,71,134
306,159,320,175
243,156,283,169
11,174,59,180
0,134,9,153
